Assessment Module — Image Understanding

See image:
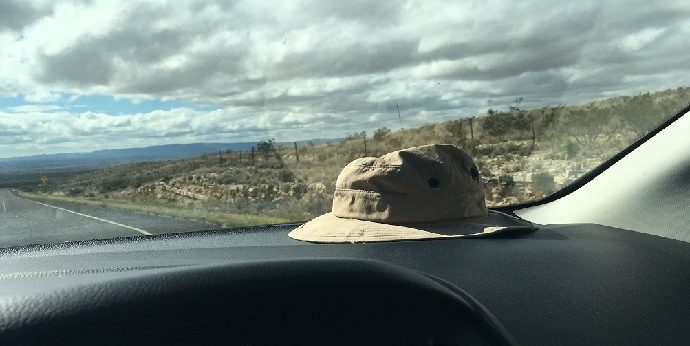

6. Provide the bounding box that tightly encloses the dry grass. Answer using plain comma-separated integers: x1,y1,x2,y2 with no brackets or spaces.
17,191,293,228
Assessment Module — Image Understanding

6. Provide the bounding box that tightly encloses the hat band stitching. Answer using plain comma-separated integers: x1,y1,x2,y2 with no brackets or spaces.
351,163,444,169
334,188,483,198
350,165,403,171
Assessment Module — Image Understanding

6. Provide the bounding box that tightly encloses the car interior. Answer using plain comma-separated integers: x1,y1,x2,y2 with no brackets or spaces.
0,107,688,345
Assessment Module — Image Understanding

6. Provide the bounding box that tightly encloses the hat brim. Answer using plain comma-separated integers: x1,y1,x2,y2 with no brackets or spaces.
289,210,536,243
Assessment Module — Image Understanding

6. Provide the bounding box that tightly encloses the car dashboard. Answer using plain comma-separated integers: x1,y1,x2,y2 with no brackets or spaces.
0,222,688,345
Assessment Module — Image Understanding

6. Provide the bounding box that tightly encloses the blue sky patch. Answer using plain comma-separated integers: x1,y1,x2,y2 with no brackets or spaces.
0,94,216,114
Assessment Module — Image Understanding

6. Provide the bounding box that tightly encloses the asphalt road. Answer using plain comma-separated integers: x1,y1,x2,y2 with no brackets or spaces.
0,189,215,248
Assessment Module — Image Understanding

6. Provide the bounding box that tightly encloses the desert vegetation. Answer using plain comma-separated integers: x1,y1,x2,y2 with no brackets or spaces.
21,86,690,227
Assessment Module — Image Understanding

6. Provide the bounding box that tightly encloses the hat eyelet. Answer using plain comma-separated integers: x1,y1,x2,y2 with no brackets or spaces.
427,178,440,188
469,166,480,182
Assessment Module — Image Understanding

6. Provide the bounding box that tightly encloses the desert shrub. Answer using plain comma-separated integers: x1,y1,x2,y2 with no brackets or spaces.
66,187,85,196
475,142,530,156
278,169,295,182
373,127,391,141
316,151,332,161
217,174,239,185
302,195,331,215
565,140,580,159
99,175,129,192
385,136,403,150
441,120,467,147
532,173,555,194
475,145,496,156
22,185,37,192
129,175,151,188
498,174,515,185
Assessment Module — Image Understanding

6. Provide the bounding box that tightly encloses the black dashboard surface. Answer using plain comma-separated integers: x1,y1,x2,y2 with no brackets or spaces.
0,223,689,345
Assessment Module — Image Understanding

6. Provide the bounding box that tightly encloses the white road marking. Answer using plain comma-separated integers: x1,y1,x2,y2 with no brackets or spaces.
28,200,152,236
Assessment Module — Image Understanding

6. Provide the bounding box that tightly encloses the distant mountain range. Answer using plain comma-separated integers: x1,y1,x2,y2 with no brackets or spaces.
0,139,337,173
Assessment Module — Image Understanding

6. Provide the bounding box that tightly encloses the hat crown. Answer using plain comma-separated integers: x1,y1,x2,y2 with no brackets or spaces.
336,144,481,196
332,144,487,223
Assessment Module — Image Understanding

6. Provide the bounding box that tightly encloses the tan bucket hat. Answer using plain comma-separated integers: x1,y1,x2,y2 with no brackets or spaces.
289,144,536,243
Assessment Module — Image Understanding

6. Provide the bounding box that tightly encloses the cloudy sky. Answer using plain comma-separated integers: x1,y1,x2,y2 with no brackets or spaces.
1,0,689,157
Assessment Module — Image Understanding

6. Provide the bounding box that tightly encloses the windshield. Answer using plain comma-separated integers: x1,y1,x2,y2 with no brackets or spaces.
0,0,689,248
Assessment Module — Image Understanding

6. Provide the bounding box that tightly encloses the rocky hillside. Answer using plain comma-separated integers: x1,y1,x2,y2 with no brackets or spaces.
24,86,690,226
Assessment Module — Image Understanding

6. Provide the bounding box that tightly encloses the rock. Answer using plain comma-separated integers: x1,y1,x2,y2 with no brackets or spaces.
554,175,569,186
308,182,327,194
512,173,532,183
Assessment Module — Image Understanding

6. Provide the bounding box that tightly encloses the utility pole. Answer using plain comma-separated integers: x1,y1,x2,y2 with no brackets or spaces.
469,117,475,140
251,146,255,164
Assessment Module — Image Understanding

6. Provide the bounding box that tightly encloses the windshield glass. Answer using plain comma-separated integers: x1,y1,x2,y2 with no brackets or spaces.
1,0,689,247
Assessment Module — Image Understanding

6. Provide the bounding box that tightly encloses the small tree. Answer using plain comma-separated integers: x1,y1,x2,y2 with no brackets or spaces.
440,120,466,147
373,127,391,141
562,105,620,150
345,131,366,141
256,138,275,160
624,92,661,136
535,105,562,140
482,110,511,142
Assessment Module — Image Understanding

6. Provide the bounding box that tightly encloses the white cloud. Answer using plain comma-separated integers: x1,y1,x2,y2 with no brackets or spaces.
5,104,62,113
23,89,62,102
620,27,666,51
0,0,689,156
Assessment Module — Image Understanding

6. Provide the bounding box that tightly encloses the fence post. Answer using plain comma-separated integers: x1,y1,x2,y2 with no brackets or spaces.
294,142,300,162
530,117,536,153
363,133,368,157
